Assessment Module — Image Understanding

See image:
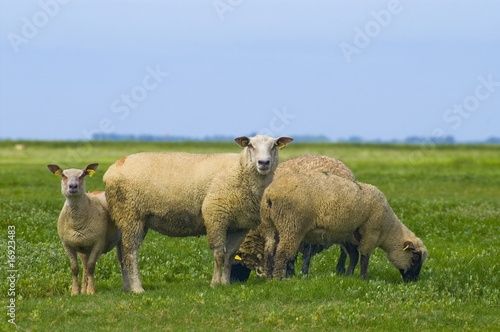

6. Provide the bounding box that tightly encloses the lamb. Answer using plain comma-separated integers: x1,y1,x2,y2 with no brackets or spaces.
260,155,428,282
233,155,360,281
48,163,122,295
103,134,293,292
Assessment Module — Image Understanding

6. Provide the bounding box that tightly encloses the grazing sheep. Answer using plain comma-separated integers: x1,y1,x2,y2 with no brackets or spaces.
261,156,428,282
103,134,293,292
233,155,360,281
48,163,122,295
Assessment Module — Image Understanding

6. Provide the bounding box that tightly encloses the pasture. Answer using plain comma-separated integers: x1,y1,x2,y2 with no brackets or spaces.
1,140,499,331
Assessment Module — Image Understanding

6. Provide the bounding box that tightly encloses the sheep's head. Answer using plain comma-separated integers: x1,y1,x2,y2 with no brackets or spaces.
47,163,99,197
389,238,428,282
235,135,293,175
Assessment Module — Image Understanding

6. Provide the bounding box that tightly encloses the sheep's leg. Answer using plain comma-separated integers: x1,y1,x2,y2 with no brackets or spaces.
287,256,297,277
360,254,370,280
301,243,312,276
208,227,226,288
63,244,80,295
273,235,301,280
207,225,246,287
84,248,103,295
210,246,224,287
120,222,146,293
79,253,89,294
337,243,359,275
221,230,248,285
336,246,348,274
262,230,277,279
358,228,377,280
116,239,130,291
263,245,275,279
345,243,359,275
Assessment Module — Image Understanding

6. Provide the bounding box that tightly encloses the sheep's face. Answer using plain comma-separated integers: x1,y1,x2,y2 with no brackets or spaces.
235,135,293,175
48,163,99,197
237,251,267,278
389,239,428,282
61,169,87,196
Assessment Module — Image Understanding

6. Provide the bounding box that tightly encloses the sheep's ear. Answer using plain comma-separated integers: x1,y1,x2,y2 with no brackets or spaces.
47,164,63,176
275,137,294,150
84,163,99,177
235,136,250,148
403,241,416,251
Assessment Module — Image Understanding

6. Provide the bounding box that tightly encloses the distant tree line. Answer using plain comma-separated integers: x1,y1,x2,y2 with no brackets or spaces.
93,133,500,144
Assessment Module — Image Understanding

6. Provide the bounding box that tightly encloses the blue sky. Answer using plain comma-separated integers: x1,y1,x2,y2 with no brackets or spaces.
1,0,499,141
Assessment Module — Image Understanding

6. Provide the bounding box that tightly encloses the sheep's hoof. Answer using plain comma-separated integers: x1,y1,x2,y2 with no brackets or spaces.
129,286,145,294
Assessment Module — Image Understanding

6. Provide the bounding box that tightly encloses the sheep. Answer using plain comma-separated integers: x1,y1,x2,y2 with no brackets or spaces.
260,155,428,282
48,163,122,295
232,155,360,281
103,134,293,292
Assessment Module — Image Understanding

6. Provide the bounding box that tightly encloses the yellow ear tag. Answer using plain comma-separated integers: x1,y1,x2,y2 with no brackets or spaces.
54,169,63,176
235,255,242,261
87,169,96,177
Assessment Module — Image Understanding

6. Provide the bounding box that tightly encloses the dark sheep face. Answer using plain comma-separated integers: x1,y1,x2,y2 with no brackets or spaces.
230,263,251,283
399,251,423,282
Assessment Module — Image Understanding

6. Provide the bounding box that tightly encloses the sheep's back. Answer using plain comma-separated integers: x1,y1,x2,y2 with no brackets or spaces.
103,152,242,236
276,155,355,181
265,171,371,237
104,152,240,195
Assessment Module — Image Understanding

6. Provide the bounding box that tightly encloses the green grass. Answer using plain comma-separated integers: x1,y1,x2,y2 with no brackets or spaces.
1,141,499,331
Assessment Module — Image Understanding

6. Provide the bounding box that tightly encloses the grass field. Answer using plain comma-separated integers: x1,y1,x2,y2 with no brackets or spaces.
1,140,499,331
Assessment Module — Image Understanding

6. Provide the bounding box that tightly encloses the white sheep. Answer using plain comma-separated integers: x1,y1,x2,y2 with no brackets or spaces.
48,163,122,295
260,156,428,282
103,134,293,292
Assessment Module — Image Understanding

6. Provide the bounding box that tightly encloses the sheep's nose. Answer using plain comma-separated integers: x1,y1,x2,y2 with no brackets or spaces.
69,183,78,190
258,160,271,167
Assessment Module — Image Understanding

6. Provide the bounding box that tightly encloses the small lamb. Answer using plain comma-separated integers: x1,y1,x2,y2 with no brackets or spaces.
48,163,122,295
